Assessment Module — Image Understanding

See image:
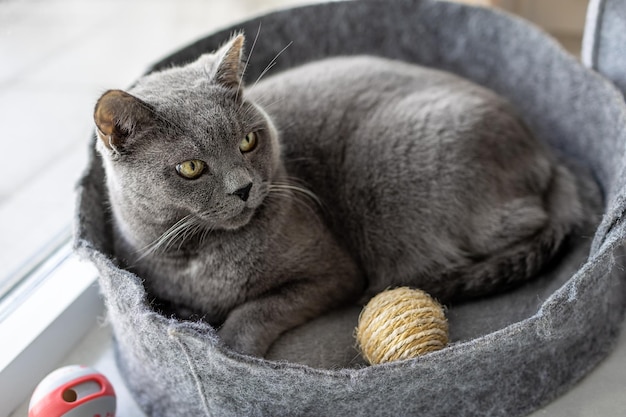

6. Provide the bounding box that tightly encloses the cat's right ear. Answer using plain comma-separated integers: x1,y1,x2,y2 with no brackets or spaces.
94,89,153,155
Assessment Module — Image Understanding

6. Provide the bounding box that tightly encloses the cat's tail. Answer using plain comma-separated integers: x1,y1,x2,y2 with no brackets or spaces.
440,162,596,302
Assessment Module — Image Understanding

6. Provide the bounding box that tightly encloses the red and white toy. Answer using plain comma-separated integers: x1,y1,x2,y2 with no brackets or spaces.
28,365,116,417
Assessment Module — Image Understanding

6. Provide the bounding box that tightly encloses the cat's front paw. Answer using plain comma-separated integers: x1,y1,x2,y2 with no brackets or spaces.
217,313,273,357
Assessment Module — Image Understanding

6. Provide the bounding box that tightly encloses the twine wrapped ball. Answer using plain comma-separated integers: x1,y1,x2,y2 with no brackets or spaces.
356,287,449,365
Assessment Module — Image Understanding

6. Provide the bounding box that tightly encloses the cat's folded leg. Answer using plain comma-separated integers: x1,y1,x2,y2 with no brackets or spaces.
217,280,358,358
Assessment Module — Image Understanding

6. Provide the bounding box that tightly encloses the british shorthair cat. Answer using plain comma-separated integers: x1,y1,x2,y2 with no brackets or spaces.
93,34,583,357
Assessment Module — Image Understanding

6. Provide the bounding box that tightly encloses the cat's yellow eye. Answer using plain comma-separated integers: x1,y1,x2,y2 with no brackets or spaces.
176,159,206,179
240,132,257,153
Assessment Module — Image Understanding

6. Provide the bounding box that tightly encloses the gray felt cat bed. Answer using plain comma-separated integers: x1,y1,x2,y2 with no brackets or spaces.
75,0,626,415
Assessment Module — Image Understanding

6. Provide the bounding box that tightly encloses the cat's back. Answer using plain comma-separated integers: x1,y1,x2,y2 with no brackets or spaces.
250,55,494,121
249,55,583,301
249,55,550,227
250,55,525,175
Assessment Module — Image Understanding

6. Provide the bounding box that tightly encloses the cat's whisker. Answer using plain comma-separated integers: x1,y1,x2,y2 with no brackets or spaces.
138,220,183,255
199,224,214,246
176,220,204,251
173,219,196,251
251,41,293,90
237,99,273,124
266,190,294,207
137,214,199,259
268,186,322,222
237,23,262,106
290,192,319,218
283,156,318,164
279,175,317,190
270,182,324,217
270,183,322,208
152,221,192,254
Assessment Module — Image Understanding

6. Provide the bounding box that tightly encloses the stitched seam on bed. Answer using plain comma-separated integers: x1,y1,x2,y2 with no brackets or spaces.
169,328,214,417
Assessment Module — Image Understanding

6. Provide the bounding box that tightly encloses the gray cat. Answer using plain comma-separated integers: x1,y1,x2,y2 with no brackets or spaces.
93,34,583,357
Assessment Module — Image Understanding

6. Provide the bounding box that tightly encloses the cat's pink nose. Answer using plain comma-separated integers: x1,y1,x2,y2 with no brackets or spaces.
232,183,252,201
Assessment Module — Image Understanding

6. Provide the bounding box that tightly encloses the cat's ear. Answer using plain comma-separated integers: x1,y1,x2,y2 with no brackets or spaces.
94,89,153,154
212,33,245,91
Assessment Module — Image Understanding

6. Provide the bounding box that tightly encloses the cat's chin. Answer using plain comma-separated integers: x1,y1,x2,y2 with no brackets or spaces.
217,207,257,231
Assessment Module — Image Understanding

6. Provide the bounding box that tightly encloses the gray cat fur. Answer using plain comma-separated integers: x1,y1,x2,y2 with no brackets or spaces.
75,0,626,416
93,41,584,356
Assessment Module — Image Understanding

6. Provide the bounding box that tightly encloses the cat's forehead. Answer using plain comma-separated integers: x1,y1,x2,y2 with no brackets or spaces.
131,80,239,129
123,62,265,144
133,73,221,107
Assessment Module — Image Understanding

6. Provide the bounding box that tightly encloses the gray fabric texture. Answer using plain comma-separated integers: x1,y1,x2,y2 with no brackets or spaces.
75,0,626,416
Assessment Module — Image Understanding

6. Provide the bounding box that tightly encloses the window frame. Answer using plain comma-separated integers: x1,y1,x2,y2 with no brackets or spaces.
0,242,102,417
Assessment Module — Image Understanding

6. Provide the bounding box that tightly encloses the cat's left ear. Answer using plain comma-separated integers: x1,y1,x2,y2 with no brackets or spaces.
212,33,245,91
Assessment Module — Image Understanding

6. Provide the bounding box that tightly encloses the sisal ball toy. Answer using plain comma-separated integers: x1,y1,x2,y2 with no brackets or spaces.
28,365,116,417
356,287,449,365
